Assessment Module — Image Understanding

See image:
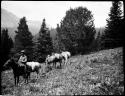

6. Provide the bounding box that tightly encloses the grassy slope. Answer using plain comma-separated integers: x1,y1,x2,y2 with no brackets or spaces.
1,47,124,95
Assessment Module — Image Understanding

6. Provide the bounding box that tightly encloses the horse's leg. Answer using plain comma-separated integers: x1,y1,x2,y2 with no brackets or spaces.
28,72,30,80
25,66,28,83
26,74,28,83
52,62,53,68
63,57,66,65
55,62,56,68
65,56,68,65
47,64,50,72
14,75,17,86
27,71,30,83
37,69,39,78
36,70,39,79
54,62,56,68
60,60,62,68
26,73,28,84
24,74,27,83
26,73,29,83
63,58,65,65
17,76,19,86
52,62,54,69
14,74,18,86
26,72,28,83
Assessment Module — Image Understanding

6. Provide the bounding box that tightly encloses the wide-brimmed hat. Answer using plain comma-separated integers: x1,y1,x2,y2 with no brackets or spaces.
21,50,25,53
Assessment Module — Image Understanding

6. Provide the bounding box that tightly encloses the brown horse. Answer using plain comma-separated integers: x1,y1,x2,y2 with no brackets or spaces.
3,58,29,86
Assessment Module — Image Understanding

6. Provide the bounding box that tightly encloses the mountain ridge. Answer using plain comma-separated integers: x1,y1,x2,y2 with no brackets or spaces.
1,8,41,40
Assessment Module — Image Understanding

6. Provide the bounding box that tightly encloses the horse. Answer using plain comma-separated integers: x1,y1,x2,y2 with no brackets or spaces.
26,61,41,79
45,54,56,69
45,53,63,69
61,51,71,64
3,58,29,86
53,53,63,68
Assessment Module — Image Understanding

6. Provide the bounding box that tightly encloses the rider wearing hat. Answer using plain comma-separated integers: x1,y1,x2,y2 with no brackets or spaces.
18,50,27,66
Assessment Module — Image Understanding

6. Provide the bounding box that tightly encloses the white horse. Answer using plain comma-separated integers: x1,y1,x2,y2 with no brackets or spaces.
26,61,41,78
45,55,55,65
45,53,63,69
61,51,71,64
45,54,56,69
54,53,63,67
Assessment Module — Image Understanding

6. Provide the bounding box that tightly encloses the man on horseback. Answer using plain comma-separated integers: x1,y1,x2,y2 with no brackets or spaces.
18,50,27,66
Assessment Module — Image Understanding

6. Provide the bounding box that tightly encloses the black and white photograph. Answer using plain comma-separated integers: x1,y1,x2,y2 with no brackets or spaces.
1,1,124,95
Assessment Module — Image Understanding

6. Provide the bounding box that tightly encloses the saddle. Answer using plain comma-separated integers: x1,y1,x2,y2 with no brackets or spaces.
18,62,26,67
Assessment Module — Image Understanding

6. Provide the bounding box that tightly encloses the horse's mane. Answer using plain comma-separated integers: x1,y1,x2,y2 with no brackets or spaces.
6,59,11,63
10,58,18,66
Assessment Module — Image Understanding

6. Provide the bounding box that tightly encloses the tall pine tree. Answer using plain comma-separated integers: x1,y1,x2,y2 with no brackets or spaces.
91,29,102,51
57,7,96,55
55,24,65,52
14,17,33,61
53,34,60,53
35,18,53,62
1,28,13,94
1,28,13,65
103,1,123,48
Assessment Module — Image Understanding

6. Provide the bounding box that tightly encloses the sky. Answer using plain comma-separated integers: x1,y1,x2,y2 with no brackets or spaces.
1,1,124,28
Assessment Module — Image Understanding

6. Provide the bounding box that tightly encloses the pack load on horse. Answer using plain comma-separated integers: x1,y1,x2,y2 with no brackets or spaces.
61,51,71,64
45,52,63,69
45,54,56,69
53,53,63,68
26,61,41,79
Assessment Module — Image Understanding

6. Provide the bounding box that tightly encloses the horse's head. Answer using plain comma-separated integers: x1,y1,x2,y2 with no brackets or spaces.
47,55,50,58
45,55,50,64
3,58,15,69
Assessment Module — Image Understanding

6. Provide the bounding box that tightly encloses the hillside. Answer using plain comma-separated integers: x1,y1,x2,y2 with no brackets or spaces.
1,47,124,95
1,9,19,28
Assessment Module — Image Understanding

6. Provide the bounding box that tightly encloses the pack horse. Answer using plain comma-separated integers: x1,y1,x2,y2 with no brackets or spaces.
45,51,71,70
